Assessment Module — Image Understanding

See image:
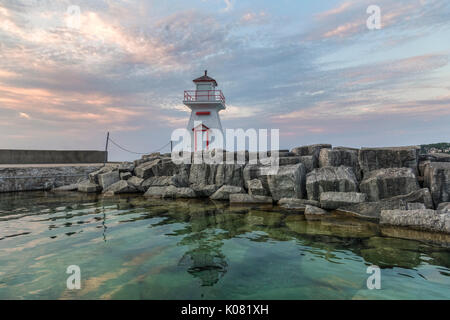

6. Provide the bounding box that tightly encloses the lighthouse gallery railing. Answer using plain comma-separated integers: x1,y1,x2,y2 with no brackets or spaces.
184,90,225,104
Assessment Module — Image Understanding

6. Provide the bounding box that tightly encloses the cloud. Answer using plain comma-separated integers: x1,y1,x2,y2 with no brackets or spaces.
19,112,30,119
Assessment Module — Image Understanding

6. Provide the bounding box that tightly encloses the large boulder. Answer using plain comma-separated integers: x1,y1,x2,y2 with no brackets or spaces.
306,166,358,201
298,155,317,173
319,192,367,210
144,186,196,198
127,176,144,191
103,180,137,194
247,179,269,196
142,175,188,189
304,205,328,220
380,209,450,234
437,202,450,213
77,180,101,193
266,163,306,201
291,144,332,160
337,188,433,219
189,164,217,186
319,148,361,180
210,185,245,200
278,198,320,211
359,167,419,201
214,164,244,187
89,166,114,184
423,162,450,207
98,171,120,190
358,146,420,176
191,184,219,197
229,194,273,204
134,159,161,179
243,164,269,188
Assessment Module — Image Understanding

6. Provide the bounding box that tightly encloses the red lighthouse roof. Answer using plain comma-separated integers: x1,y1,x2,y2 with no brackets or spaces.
193,70,218,86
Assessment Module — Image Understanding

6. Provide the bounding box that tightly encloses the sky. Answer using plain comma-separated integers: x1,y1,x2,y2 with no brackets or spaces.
0,0,449,161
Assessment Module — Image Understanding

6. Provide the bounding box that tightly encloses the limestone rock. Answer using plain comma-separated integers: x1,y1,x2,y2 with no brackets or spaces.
298,155,317,173
319,192,367,210
278,198,320,211
359,167,419,201
52,184,79,192
127,176,144,191
419,153,450,163
214,164,244,188
191,184,219,197
120,172,132,180
423,162,450,207
358,146,420,176
304,205,328,220
144,186,167,198
306,166,358,201
103,180,137,194
267,163,306,201
89,166,114,184
210,185,245,200
229,194,273,204
243,164,269,188
319,148,361,180
189,164,217,186
380,209,450,234
337,188,433,219
437,202,450,213
291,144,332,160
118,162,135,172
142,175,188,189
78,181,101,193
248,179,269,196
174,187,197,198
98,171,120,190
406,203,426,210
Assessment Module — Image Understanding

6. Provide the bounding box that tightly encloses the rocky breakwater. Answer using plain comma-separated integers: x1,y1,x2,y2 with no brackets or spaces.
59,144,450,235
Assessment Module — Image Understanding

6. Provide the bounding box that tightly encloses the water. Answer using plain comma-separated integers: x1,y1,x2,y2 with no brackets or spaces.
0,191,449,300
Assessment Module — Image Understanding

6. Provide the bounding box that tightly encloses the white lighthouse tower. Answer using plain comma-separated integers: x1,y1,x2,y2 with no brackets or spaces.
183,70,226,152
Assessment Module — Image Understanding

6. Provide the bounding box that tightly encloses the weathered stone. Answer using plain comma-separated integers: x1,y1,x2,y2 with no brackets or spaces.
359,146,420,176
298,155,317,173
248,179,269,196
319,148,361,180
278,198,320,211
52,183,79,191
380,209,450,234
419,153,450,163
214,164,244,187
229,194,273,204
89,166,114,184
120,172,132,180
189,164,217,186
174,187,197,198
191,184,219,197
142,175,188,189
127,176,144,190
359,167,419,201
78,181,101,193
243,164,269,188
406,202,426,210
304,205,328,220
210,185,245,200
98,171,120,190
103,180,137,194
423,162,450,207
306,166,358,200
437,202,450,213
134,159,159,179
134,158,178,179
418,160,431,176
266,163,306,201
337,188,433,219
118,162,135,172
291,144,332,160
319,192,367,210
144,186,167,198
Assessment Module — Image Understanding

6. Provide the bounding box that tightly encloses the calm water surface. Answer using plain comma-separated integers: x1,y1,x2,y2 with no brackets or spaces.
0,191,449,300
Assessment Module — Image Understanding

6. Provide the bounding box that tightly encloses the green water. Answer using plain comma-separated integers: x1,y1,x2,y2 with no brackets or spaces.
0,191,449,300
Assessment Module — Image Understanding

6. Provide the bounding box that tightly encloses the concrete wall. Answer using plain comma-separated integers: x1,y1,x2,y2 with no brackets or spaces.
0,165,103,192
0,150,107,164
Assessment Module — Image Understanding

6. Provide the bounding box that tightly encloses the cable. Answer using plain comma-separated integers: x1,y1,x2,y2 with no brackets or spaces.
108,136,171,155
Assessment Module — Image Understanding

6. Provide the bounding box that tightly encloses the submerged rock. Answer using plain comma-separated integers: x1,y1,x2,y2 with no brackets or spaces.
380,209,450,234
319,192,367,210
304,205,328,220
359,167,419,201
229,194,273,204
306,166,358,200
278,198,320,211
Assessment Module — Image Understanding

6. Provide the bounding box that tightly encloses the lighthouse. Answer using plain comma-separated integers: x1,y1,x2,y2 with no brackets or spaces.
183,70,226,152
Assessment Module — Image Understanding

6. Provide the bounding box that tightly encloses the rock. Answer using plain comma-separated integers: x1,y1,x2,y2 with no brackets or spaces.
319,192,367,210
229,194,273,204
278,198,320,211
380,209,450,234
304,205,328,220
319,148,361,180
134,159,160,179
247,179,269,196
437,202,450,213
359,168,419,201
337,188,433,219
298,155,317,173
118,162,135,172
189,164,217,186
214,164,244,187
191,184,219,197
419,153,450,163
127,176,144,190
144,186,167,198
210,185,245,200
423,162,450,207
306,166,358,201
142,175,188,189
174,187,197,198
418,160,431,176
98,171,120,190
406,203,426,210
103,180,137,194
291,144,332,160
52,184,79,191
358,146,420,176
120,172,132,180
243,164,269,188
78,181,101,193
88,166,114,184
266,163,306,201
